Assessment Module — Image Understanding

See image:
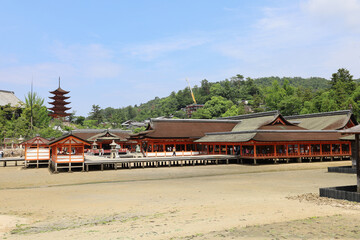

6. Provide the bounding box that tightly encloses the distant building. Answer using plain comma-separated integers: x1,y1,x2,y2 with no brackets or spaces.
121,120,149,129
0,90,22,108
185,104,204,118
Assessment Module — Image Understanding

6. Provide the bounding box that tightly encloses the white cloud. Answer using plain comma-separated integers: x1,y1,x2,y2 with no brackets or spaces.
50,43,123,79
302,0,360,31
127,37,208,61
212,0,360,79
0,62,76,87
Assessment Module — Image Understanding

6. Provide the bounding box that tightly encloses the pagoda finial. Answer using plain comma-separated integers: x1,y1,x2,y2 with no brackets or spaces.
58,76,61,88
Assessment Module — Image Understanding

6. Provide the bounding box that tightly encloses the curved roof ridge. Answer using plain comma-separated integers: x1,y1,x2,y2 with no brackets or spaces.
285,110,352,120
219,110,279,120
150,118,241,123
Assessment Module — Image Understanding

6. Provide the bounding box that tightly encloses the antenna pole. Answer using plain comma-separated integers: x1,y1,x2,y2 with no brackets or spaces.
186,78,197,104
30,78,33,131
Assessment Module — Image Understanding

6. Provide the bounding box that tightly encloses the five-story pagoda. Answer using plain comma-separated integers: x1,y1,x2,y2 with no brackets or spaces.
48,78,71,119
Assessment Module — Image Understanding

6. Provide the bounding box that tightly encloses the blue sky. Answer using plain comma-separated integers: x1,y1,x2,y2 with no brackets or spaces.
1,0,360,116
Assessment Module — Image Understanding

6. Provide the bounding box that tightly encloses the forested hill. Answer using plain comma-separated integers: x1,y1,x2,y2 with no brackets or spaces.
82,69,359,129
1,68,358,140
254,77,330,90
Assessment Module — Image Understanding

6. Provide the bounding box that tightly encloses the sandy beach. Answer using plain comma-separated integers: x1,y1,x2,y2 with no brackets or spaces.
0,160,360,239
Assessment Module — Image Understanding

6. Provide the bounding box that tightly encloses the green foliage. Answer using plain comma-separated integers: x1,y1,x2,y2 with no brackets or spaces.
192,96,233,119
0,92,63,140
3,69,359,139
221,104,246,118
133,126,146,134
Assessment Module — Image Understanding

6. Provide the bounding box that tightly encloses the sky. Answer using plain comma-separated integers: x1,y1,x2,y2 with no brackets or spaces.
1,0,360,116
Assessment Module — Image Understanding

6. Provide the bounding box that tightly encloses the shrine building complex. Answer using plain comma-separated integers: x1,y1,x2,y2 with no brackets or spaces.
19,109,358,171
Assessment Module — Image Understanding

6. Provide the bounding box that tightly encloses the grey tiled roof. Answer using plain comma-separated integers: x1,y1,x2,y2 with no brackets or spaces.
0,90,22,107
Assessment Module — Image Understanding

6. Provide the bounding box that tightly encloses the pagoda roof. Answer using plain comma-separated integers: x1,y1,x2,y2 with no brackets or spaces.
49,95,70,100
49,112,71,117
48,101,71,105
49,106,71,111
49,87,70,95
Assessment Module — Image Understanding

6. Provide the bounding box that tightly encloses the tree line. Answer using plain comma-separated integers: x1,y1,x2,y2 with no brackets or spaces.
0,68,358,140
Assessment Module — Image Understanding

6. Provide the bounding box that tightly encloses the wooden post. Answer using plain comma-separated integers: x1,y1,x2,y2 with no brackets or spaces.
320,143,323,155
340,143,343,155
330,143,333,155
355,134,360,192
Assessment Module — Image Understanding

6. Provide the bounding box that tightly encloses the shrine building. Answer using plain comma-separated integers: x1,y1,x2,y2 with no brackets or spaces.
133,110,356,163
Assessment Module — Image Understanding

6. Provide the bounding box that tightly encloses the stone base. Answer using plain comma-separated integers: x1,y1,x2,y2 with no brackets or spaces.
319,185,360,202
327,166,356,174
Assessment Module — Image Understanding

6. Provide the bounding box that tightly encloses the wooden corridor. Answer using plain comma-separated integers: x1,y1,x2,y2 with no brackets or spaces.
80,155,237,172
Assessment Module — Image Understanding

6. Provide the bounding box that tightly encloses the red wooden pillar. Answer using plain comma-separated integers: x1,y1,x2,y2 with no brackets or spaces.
286,144,289,157
68,143,72,162
330,143,333,155
273,144,276,157
340,142,343,154
253,144,257,157
320,143,323,155
349,142,352,155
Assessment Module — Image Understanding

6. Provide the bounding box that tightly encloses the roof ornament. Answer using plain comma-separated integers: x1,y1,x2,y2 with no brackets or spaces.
58,76,61,88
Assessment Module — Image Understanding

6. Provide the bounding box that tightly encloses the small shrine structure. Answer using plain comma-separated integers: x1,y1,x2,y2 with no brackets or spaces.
22,136,50,167
49,134,90,172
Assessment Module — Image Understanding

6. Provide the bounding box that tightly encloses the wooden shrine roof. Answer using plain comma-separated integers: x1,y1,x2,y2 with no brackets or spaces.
284,110,356,130
220,111,284,131
49,133,90,146
195,129,344,143
132,119,240,139
22,136,50,145
71,129,132,142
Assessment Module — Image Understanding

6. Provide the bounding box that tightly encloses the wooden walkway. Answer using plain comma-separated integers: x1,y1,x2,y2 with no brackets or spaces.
84,155,239,172
0,157,25,167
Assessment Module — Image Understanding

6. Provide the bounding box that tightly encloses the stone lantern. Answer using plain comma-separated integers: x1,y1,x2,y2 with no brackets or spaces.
110,140,117,159
18,135,24,149
92,141,98,155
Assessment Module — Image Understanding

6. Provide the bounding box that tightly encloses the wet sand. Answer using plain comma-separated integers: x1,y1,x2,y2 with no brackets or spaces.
0,160,359,239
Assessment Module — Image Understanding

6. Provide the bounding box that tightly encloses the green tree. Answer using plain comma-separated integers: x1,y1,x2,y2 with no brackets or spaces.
88,104,103,125
192,96,233,119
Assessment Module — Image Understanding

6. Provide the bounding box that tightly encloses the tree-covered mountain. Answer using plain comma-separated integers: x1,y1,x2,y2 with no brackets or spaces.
2,68,358,140
83,73,339,127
